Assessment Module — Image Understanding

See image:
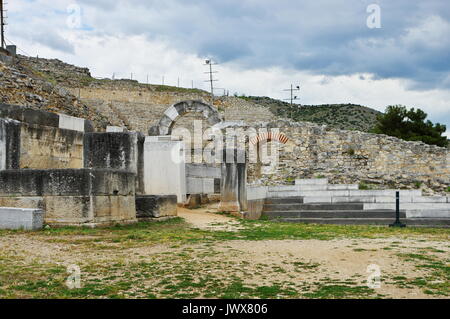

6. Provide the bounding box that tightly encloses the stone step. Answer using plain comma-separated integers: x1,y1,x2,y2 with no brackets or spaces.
407,210,450,218
274,218,450,227
267,191,301,198
264,197,304,204
263,203,364,212
263,210,404,219
295,178,328,185
327,184,359,190
304,196,449,204
364,203,450,210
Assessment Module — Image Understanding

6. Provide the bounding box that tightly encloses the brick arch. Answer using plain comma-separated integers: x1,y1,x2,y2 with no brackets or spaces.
249,132,289,146
148,100,223,136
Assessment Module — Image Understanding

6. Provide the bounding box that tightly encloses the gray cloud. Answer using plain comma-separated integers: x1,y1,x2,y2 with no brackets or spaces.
72,0,450,89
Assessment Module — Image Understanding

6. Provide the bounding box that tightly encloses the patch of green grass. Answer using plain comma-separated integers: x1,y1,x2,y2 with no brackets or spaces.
303,284,375,299
359,182,370,190
1,215,449,299
394,253,450,296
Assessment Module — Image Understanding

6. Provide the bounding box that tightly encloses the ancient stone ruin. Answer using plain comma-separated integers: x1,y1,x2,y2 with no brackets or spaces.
0,94,449,229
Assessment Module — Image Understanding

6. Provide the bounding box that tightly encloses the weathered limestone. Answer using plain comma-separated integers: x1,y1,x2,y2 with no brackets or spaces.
83,132,140,173
247,121,449,194
218,149,247,212
20,123,84,169
106,126,127,133
246,186,268,219
0,207,44,230
135,195,177,220
149,100,223,136
0,118,84,170
0,169,137,227
0,119,20,169
143,136,186,203
0,103,94,132
58,114,86,132
186,163,221,195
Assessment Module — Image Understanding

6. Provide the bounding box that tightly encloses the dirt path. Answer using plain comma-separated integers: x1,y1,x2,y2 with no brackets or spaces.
177,204,243,232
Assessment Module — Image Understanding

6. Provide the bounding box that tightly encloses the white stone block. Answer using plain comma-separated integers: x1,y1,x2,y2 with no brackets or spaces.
164,106,180,121
349,190,422,197
0,207,44,230
247,186,268,201
412,196,448,203
268,185,298,192
267,191,299,198
364,203,450,210
186,164,221,178
298,185,328,191
203,179,215,194
58,114,85,132
187,177,203,194
407,210,450,218
143,137,186,203
299,190,350,197
375,196,413,203
331,196,376,203
303,196,332,203
0,124,5,171
106,126,126,133
295,178,328,185
327,184,359,190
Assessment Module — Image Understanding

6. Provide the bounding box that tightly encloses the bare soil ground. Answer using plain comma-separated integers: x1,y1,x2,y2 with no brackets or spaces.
0,207,448,299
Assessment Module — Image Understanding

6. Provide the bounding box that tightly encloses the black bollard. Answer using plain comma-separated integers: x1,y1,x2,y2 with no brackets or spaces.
389,191,406,228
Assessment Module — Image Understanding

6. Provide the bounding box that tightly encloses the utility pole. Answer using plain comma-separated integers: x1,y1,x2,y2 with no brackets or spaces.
283,84,301,119
204,59,218,104
0,0,6,49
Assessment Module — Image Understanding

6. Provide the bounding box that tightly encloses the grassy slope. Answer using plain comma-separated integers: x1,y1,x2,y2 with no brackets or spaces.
241,96,382,132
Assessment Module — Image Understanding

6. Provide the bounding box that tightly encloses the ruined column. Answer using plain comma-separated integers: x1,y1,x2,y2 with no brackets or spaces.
218,148,247,212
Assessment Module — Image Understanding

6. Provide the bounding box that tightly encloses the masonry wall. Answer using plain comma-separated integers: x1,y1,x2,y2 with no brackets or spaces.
69,88,278,135
0,169,137,226
248,121,450,194
20,123,84,169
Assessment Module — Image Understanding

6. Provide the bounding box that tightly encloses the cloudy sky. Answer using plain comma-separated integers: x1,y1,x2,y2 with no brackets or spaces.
7,0,450,136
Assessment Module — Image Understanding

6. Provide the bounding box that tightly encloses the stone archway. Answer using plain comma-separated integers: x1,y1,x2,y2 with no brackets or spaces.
248,131,291,182
148,100,223,136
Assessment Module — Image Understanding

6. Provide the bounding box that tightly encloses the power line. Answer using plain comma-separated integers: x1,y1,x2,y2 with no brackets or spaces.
1,0,6,49
4,36,31,57
204,59,218,104
283,84,301,118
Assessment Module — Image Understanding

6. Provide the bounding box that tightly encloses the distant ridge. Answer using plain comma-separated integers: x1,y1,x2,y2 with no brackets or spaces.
240,96,382,132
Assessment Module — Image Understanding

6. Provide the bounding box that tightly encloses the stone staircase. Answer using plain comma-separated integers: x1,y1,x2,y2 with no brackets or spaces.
258,179,450,227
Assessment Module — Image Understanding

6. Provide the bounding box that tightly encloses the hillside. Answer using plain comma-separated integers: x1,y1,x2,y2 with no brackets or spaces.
241,96,382,132
0,57,110,129
2,55,384,134
13,55,278,133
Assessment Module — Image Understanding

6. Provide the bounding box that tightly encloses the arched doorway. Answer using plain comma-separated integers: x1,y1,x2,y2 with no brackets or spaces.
148,100,223,136
248,132,290,182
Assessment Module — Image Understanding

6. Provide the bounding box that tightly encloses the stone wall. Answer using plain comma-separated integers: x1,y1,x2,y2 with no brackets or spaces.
0,169,137,227
248,121,450,194
0,118,84,170
68,88,279,134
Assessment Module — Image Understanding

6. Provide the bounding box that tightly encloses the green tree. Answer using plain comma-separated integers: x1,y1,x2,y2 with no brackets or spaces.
372,105,448,147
